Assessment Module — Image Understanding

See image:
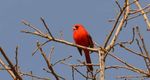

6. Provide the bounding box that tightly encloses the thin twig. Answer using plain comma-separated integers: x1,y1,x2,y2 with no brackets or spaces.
53,55,72,66
21,30,46,38
136,27,150,73
109,53,149,76
103,5,126,48
61,61,96,80
0,47,23,80
106,65,129,70
116,75,148,79
129,4,150,15
48,46,55,63
15,46,19,72
115,0,122,11
0,58,16,79
43,68,51,73
136,27,150,61
22,20,45,36
114,27,135,46
134,0,150,30
128,10,150,21
105,0,130,52
119,43,148,59
32,40,50,56
104,0,130,49
36,42,63,80
72,66,94,79
21,72,50,80
72,66,75,80
40,17,54,39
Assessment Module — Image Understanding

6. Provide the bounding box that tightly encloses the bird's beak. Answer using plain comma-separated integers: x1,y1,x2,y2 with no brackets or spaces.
72,26,76,31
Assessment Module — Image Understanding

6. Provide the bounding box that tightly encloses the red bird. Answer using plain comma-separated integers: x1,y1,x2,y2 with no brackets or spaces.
73,24,94,71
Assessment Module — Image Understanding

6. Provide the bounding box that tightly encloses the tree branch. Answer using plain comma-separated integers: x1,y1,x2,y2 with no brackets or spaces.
134,0,150,30
36,42,63,80
0,47,22,80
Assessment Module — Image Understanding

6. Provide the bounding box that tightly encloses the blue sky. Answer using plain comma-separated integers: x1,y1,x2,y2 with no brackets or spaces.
0,0,150,80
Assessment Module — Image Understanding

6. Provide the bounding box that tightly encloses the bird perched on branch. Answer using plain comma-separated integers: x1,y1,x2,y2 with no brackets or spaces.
73,24,94,71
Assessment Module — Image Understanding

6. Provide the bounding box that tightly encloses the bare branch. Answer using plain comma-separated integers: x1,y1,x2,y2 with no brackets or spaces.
15,46,19,72
72,66,75,80
53,55,72,66
71,66,94,79
128,10,150,21
136,27,150,61
134,0,150,30
40,17,54,39
22,20,45,36
104,0,130,49
48,46,55,63
0,58,16,79
114,27,135,46
21,72,50,80
135,27,150,73
103,5,125,48
105,0,130,52
129,4,150,15
115,0,122,11
116,75,148,79
0,47,23,80
109,53,149,76
36,42,63,80
119,43,148,59
32,40,50,56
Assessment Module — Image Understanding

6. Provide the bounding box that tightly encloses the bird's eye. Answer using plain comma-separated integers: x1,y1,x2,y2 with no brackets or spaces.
75,25,79,29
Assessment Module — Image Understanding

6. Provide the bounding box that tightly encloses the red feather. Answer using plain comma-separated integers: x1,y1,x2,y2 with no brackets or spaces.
73,24,93,71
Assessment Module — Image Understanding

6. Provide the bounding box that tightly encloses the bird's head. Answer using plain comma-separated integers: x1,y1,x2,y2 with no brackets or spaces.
73,24,84,31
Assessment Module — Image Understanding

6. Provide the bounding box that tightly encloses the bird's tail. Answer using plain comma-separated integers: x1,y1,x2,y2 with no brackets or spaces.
84,49,93,72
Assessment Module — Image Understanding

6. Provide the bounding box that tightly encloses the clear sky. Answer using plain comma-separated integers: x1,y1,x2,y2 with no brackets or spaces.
0,0,150,80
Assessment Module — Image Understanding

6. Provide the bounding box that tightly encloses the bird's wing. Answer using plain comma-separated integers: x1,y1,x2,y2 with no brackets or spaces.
87,34,94,53
88,34,94,48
